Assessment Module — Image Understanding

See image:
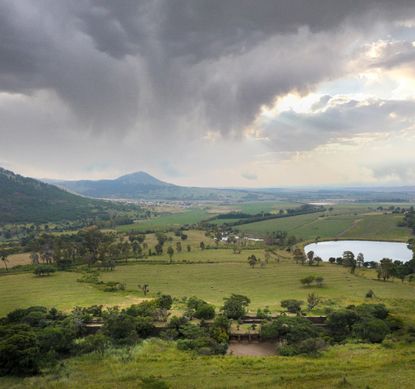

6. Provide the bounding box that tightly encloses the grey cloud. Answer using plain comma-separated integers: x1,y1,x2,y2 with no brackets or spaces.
262,98,415,151
1,0,415,139
371,163,415,182
241,172,258,181
373,40,415,69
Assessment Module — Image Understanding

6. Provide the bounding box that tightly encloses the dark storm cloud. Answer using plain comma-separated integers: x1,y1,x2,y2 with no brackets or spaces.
1,0,415,137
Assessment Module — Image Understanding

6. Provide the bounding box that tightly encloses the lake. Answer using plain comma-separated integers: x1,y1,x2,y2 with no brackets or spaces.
304,240,413,262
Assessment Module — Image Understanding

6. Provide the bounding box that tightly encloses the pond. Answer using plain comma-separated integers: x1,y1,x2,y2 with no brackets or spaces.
304,240,412,262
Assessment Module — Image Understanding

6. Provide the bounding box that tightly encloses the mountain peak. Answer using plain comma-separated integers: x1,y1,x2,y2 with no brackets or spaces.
116,171,171,186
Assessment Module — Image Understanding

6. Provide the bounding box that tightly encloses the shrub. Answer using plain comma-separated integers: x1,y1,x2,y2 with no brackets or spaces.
33,265,56,276
326,309,360,341
102,312,138,345
157,295,173,310
222,294,250,319
194,304,215,320
300,275,315,287
280,299,303,314
79,333,110,354
352,318,390,343
0,325,40,376
261,316,320,343
356,304,388,320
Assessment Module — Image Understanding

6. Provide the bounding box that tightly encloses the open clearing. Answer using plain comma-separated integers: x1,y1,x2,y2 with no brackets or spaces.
2,256,415,319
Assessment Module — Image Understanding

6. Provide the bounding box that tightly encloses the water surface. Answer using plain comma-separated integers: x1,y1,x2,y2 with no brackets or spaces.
304,240,412,262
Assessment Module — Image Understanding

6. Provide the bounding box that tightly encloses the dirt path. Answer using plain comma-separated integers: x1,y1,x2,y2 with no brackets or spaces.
227,341,276,356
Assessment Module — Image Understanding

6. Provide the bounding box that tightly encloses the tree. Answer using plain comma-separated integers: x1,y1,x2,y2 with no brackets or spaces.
30,252,39,265
0,252,9,272
293,248,306,265
306,250,314,266
222,294,250,319
199,241,205,251
356,253,364,268
247,254,257,268
264,251,271,263
314,256,322,266
131,240,142,258
343,251,356,274
33,265,56,276
138,284,150,296
377,258,393,281
187,245,191,252
167,246,174,262
0,326,40,375
281,299,303,315
352,318,390,343
307,293,320,311
300,275,315,287
194,304,216,320
315,276,324,287
155,243,163,255
176,241,182,253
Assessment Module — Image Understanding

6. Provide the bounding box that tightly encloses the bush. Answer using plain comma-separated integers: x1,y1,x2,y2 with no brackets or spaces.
281,299,303,314
326,309,360,341
77,333,110,355
194,304,215,320
261,316,320,343
356,304,388,320
33,265,56,276
222,294,250,319
300,275,315,286
102,312,139,345
157,295,173,310
352,318,390,343
0,325,40,376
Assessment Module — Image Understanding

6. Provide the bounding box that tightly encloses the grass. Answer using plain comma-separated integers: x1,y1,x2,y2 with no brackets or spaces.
2,339,415,388
2,253,414,317
0,271,144,316
116,209,212,232
99,260,415,312
342,214,412,241
236,205,412,241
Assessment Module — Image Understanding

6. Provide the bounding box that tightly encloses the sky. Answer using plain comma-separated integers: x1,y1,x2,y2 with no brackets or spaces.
1,1,415,188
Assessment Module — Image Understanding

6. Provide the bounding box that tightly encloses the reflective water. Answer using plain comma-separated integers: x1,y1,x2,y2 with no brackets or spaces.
304,240,412,262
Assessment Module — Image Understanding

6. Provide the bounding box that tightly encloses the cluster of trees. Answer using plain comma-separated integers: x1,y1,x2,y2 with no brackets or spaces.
328,249,415,282
0,296,172,376
293,249,322,266
264,231,299,247
260,303,401,356
399,207,415,233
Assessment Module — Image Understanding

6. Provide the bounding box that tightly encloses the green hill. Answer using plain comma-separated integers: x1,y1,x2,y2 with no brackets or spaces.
0,167,132,223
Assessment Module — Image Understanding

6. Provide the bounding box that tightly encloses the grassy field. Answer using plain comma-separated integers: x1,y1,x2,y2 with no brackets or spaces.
236,205,412,241
2,339,415,389
2,254,415,318
116,209,212,232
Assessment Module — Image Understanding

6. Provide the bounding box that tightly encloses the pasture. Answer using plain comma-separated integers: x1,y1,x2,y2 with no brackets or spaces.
2,252,415,319
236,204,412,241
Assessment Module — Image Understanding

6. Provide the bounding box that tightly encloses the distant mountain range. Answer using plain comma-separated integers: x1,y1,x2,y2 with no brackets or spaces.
0,168,133,223
49,171,273,201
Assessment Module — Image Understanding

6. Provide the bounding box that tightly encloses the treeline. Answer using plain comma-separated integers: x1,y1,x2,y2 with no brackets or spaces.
206,204,325,228
324,249,415,282
400,207,415,234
